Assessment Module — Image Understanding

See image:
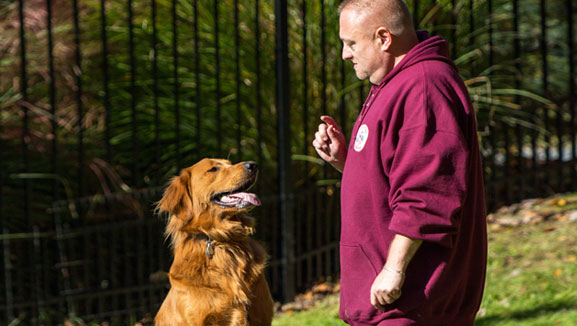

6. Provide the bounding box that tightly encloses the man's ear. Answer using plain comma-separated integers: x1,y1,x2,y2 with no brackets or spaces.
376,27,392,51
157,172,192,218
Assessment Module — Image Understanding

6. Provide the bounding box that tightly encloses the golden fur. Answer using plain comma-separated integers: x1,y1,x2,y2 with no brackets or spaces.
155,159,274,326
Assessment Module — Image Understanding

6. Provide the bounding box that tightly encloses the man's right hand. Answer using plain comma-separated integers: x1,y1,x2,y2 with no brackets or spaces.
312,115,347,172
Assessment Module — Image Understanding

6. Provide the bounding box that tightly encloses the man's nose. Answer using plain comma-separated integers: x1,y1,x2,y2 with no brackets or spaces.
342,47,352,61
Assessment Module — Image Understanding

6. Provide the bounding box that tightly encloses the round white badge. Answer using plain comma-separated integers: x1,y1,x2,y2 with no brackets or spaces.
354,124,369,152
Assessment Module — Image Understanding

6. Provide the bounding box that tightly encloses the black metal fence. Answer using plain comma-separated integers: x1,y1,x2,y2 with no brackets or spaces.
0,0,576,324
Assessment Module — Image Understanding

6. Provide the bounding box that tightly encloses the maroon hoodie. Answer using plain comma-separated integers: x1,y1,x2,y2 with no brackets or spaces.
339,32,487,325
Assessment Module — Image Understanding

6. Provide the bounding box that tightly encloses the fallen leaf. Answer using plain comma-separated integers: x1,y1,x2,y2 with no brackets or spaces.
564,256,577,262
301,290,314,300
312,283,333,294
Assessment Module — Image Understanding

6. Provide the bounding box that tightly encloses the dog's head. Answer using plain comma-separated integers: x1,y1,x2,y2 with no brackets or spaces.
157,159,261,243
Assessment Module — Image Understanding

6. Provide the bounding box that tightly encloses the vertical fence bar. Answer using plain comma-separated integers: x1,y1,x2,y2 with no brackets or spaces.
413,0,420,29
300,0,312,290
450,0,456,59
255,0,263,191
2,230,13,322
151,0,160,180
503,118,511,202
234,0,242,160
128,0,138,187
556,1,566,190
320,0,327,181
487,0,493,68
513,0,524,200
500,0,514,204
320,0,327,118
275,0,295,302
302,0,309,164
122,224,130,314
110,217,119,322
315,190,322,279
136,221,145,311
305,196,314,286
96,227,105,316
172,0,181,171
147,219,156,313
556,101,564,191
468,0,475,76
82,226,91,313
214,0,222,155
100,0,111,165
47,0,59,206
54,209,72,317
0,90,3,326
19,0,30,226
516,0,536,196
540,0,550,188
44,3,62,315
18,2,32,316
429,0,436,35
32,227,43,324
194,0,201,160
0,81,3,323
72,0,84,200
485,0,497,207
568,0,576,189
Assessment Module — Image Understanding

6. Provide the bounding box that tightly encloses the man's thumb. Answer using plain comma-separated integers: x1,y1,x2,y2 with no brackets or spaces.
327,125,341,138
320,115,338,127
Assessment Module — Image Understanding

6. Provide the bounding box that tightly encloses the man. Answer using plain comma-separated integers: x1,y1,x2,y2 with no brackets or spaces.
312,0,487,325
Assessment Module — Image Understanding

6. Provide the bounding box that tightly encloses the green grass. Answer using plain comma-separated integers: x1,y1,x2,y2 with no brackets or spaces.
273,194,577,326
476,213,577,325
273,294,346,326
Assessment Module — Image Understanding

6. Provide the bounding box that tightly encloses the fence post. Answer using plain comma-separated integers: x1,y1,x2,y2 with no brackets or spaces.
275,0,295,302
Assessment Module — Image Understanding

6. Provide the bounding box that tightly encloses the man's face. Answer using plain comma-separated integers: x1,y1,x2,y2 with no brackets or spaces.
339,8,387,84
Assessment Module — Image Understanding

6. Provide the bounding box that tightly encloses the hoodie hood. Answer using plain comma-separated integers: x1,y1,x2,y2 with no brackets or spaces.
378,31,453,88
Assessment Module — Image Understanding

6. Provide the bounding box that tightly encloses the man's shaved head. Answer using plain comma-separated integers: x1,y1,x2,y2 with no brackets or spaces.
338,0,414,37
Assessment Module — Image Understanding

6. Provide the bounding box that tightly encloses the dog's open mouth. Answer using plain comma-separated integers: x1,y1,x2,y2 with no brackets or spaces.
212,184,261,209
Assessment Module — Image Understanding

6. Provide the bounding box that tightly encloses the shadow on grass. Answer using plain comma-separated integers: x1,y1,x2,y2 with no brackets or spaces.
476,300,577,325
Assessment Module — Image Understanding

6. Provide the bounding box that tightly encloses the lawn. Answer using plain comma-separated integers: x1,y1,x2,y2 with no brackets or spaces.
273,193,577,326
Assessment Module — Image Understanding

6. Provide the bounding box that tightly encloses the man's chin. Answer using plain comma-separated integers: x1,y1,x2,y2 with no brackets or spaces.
355,71,368,81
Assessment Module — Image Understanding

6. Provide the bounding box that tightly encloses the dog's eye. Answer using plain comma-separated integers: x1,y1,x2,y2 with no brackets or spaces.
207,166,219,173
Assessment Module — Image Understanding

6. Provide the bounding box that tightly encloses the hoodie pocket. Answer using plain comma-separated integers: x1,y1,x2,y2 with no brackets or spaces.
339,243,382,321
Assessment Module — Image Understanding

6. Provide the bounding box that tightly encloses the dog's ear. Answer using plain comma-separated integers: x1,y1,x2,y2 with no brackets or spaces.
157,172,192,218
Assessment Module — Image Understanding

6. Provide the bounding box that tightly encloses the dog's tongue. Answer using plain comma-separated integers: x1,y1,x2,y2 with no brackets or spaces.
229,192,261,206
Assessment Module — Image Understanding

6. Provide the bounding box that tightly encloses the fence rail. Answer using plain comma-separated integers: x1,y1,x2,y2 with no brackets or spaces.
1,0,576,324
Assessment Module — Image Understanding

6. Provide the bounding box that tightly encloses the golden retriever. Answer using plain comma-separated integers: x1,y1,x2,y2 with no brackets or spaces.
155,159,274,326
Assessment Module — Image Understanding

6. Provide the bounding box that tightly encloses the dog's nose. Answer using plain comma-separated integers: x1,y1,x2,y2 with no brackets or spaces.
244,161,258,172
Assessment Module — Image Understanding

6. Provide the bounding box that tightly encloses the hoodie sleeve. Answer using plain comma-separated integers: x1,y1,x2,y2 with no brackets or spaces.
383,115,469,249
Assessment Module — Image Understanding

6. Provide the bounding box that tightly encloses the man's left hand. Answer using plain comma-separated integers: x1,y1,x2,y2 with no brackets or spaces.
370,266,405,310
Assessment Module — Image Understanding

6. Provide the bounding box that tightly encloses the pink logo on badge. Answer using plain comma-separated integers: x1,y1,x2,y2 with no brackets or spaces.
354,124,369,152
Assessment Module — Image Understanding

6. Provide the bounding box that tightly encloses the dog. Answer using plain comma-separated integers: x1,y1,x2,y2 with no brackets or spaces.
155,158,274,326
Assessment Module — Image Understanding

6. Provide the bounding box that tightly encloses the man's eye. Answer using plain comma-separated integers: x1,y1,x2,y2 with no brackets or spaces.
207,167,219,172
